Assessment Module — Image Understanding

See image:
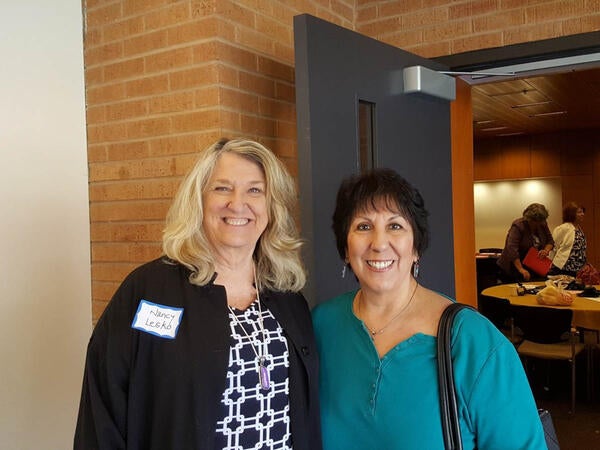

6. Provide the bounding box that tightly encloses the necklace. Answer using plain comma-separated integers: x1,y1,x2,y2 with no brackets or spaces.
358,281,419,338
227,271,270,390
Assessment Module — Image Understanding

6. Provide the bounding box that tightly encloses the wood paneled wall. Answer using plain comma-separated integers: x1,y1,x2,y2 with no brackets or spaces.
474,129,600,268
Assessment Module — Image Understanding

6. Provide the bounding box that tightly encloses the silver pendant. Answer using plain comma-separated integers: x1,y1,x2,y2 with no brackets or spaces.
258,356,270,390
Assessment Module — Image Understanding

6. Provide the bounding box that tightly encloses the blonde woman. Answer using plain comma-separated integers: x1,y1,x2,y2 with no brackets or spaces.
75,139,321,450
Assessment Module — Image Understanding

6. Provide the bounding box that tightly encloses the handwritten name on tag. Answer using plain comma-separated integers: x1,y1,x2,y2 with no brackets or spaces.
131,300,184,339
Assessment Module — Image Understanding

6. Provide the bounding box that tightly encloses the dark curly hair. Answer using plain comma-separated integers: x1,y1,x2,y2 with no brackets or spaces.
331,168,429,262
562,202,583,223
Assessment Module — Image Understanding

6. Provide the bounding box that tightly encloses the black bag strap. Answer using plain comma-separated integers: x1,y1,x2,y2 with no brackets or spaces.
437,303,475,450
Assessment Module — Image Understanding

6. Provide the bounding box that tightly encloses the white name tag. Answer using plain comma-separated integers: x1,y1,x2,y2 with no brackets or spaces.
131,300,184,339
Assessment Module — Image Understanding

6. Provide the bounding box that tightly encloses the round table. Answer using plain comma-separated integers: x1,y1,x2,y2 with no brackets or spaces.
481,283,600,331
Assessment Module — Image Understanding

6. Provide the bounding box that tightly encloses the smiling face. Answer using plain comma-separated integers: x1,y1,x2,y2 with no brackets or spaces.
202,152,268,262
346,200,418,297
576,207,585,225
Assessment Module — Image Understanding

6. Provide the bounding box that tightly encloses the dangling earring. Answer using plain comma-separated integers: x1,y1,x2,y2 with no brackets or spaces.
412,260,420,278
341,262,347,278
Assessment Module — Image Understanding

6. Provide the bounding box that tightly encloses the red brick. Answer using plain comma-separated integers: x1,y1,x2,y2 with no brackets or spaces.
167,17,218,45
89,157,177,182
123,0,176,16
149,91,195,114
88,145,109,163
149,132,222,156
170,65,218,90
450,0,499,20
92,261,141,282
216,42,258,72
87,2,123,28
452,32,504,54
124,29,169,57
274,81,294,103
87,122,128,144
192,41,218,64
257,56,293,82
89,179,181,201
145,47,194,73
239,71,275,98
91,222,165,243
171,109,221,133
258,97,294,122
356,5,377,22
103,16,145,43
217,0,256,29
219,87,259,112
528,0,585,22
331,0,356,21
275,120,296,140
423,19,472,42
106,99,148,121
87,82,126,104
91,199,171,222
127,117,172,138
104,58,145,82
195,86,220,108
87,105,106,124
125,74,170,97
85,42,124,66
107,141,150,161
402,8,450,28
92,242,163,262
144,2,191,30
379,0,422,17
255,14,291,45
191,0,217,17
472,10,525,32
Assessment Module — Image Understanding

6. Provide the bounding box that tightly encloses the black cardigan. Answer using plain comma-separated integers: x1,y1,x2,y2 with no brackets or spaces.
74,258,322,450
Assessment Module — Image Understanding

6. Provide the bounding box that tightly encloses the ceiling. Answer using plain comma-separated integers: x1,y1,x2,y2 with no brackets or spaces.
471,67,600,140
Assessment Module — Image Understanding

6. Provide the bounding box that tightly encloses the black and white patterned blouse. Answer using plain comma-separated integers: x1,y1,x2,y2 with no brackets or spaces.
215,299,292,450
563,227,587,273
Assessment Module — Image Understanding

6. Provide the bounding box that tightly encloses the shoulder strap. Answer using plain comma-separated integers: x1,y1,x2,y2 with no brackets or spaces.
437,303,475,450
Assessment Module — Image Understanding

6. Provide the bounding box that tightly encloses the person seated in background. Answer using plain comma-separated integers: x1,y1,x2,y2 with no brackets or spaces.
549,202,587,277
496,203,554,282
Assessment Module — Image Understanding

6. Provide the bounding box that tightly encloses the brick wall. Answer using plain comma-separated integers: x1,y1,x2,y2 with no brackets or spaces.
84,0,599,321
356,0,600,57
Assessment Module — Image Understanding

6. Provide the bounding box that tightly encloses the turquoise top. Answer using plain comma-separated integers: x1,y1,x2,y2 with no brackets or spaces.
312,291,547,450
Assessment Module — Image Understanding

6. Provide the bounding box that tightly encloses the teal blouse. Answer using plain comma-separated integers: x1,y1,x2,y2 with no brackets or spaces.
312,291,547,450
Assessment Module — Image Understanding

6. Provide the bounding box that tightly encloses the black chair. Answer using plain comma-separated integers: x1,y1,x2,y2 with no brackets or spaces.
478,295,521,345
512,305,586,413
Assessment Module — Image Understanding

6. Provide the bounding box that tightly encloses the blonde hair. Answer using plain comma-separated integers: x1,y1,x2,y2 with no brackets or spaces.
162,138,306,292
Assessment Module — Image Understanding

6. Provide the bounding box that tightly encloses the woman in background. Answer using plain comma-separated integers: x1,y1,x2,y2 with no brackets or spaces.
550,202,587,277
313,168,545,449
75,139,321,450
496,203,554,282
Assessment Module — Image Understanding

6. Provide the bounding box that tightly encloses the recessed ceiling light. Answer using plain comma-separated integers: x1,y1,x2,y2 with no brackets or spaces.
481,126,509,131
498,132,526,136
512,101,552,108
529,111,567,117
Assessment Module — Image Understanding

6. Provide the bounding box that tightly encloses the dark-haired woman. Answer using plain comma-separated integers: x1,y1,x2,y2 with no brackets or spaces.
496,203,554,282
312,168,545,449
550,202,587,277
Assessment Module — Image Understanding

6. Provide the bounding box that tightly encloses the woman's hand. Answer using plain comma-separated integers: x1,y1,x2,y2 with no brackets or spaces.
519,268,531,281
538,249,550,258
